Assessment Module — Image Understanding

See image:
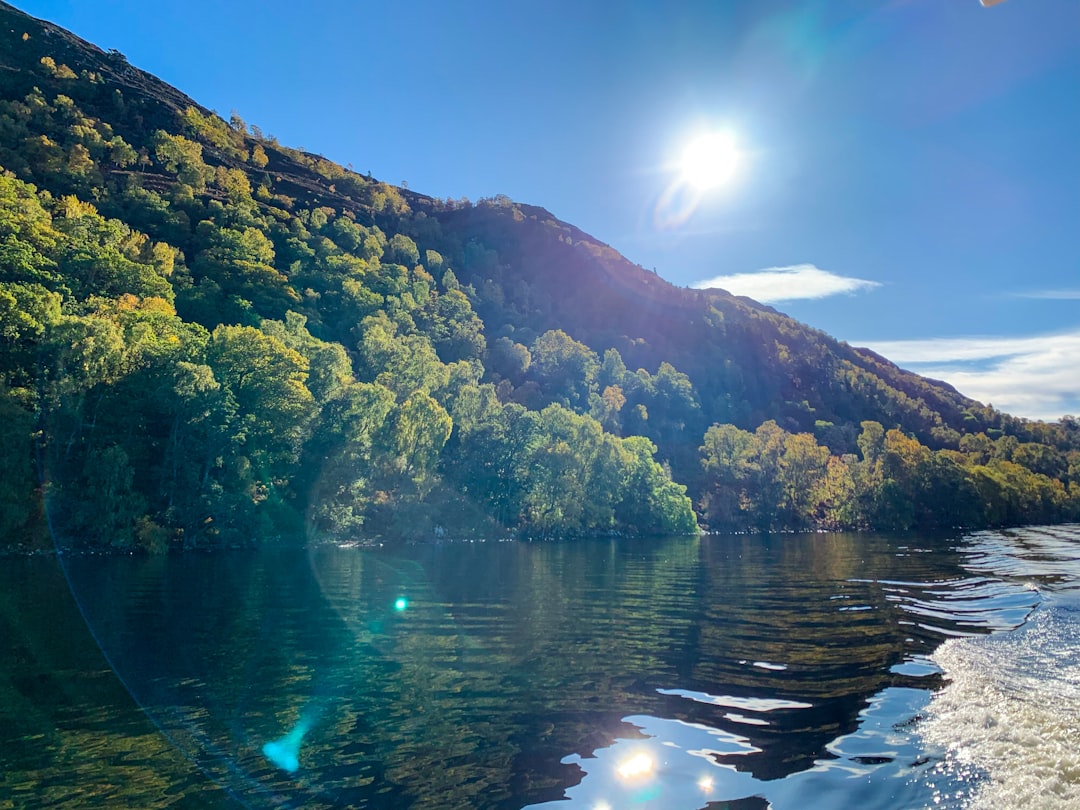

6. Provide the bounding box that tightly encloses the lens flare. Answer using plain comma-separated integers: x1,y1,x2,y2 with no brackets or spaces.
262,717,311,773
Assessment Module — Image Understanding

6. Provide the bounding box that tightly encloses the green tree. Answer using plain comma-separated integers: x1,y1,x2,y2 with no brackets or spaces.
521,406,619,534
741,421,788,530
0,282,61,387
383,390,453,498
187,222,299,322
0,387,39,546
52,196,174,301
699,423,754,529
207,324,316,480
305,381,396,540
529,329,599,410
617,436,697,534
150,130,212,190
251,143,269,168
488,336,531,383
777,432,830,528
388,233,420,266
357,313,449,398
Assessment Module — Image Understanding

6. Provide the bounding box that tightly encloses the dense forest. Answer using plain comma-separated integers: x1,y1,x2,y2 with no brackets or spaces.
1,2,1077,551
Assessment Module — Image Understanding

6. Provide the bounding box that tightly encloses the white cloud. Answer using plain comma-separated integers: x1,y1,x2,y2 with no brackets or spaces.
1011,288,1080,300
859,330,1080,422
691,264,881,303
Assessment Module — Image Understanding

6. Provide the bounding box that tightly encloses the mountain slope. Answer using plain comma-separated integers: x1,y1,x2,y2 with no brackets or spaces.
0,1,1077,548
426,199,980,435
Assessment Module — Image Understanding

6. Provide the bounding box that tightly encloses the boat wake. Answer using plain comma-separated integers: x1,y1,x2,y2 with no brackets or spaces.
919,526,1080,809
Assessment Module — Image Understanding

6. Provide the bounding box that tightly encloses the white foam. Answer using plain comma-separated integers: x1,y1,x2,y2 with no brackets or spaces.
920,600,1080,809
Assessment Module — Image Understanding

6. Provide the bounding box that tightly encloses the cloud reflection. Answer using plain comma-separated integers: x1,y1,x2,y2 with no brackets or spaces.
523,714,760,809
523,686,941,810
657,687,812,712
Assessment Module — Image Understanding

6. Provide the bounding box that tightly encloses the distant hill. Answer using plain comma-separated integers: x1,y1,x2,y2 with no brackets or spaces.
0,0,1076,549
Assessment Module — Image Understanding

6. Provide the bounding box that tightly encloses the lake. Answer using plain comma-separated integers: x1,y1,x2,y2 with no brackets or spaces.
2,526,1078,809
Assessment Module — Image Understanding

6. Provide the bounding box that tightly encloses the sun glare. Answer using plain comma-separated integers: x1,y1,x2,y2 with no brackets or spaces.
616,752,654,779
680,131,741,190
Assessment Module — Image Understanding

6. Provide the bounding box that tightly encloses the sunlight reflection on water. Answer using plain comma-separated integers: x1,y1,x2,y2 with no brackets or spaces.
11,526,1079,809
525,527,1080,810
526,687,948,810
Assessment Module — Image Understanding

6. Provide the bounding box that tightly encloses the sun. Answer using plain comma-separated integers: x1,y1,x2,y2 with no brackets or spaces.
680,131,742,190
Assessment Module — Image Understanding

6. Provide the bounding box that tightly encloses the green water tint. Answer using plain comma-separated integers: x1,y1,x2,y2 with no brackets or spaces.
0,532,1051,808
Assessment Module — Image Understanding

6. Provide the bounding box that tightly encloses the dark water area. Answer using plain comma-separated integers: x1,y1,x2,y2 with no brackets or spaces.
2,528,1077,809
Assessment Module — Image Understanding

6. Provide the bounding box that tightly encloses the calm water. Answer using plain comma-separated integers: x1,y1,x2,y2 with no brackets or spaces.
1,527,1078,809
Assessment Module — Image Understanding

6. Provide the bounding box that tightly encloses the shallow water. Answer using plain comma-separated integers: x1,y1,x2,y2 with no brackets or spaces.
1,526,1077,809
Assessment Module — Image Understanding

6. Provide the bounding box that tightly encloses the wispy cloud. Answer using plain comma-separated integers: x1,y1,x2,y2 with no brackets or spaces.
859,329,1080,422
1009,288,1080,300
691,264,881,303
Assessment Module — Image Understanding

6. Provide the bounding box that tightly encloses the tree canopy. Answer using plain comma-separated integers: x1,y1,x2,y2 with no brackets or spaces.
0,8,1076,550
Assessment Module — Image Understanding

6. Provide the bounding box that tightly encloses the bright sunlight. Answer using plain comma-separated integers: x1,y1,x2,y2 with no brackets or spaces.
654,128,746,230
680,131,742,190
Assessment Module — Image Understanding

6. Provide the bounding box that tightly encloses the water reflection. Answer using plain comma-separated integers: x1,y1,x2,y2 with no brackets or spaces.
3,528,1071,808
656,688,813,713
528,687,954,810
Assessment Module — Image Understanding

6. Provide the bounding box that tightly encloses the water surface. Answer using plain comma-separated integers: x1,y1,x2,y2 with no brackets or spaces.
1,527,1077,808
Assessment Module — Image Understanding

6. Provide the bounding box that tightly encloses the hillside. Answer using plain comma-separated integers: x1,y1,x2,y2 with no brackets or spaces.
1,1,1077,550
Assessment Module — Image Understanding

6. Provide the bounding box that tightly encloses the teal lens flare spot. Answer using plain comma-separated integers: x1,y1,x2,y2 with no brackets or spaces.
262,718,310,773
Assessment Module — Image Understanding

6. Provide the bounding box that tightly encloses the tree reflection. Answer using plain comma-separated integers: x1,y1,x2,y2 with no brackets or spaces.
8,533,988,808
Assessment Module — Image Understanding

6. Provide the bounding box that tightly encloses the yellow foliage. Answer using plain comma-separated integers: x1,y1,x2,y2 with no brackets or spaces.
116,293,139,311
58,194,98,218
39,56,77,79
140,297,177,316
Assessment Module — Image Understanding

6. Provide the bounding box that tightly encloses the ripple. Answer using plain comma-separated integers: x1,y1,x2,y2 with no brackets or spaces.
960,525,1080,593
657,688,812,712
889,656,942,678
853,573,1041,638
751,661,788,671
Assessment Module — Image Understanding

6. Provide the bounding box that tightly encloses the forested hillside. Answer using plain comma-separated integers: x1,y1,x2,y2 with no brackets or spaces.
1,2,1077,550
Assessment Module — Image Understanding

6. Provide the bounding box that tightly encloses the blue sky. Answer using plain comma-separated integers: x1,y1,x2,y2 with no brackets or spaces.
16,1,1080,420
